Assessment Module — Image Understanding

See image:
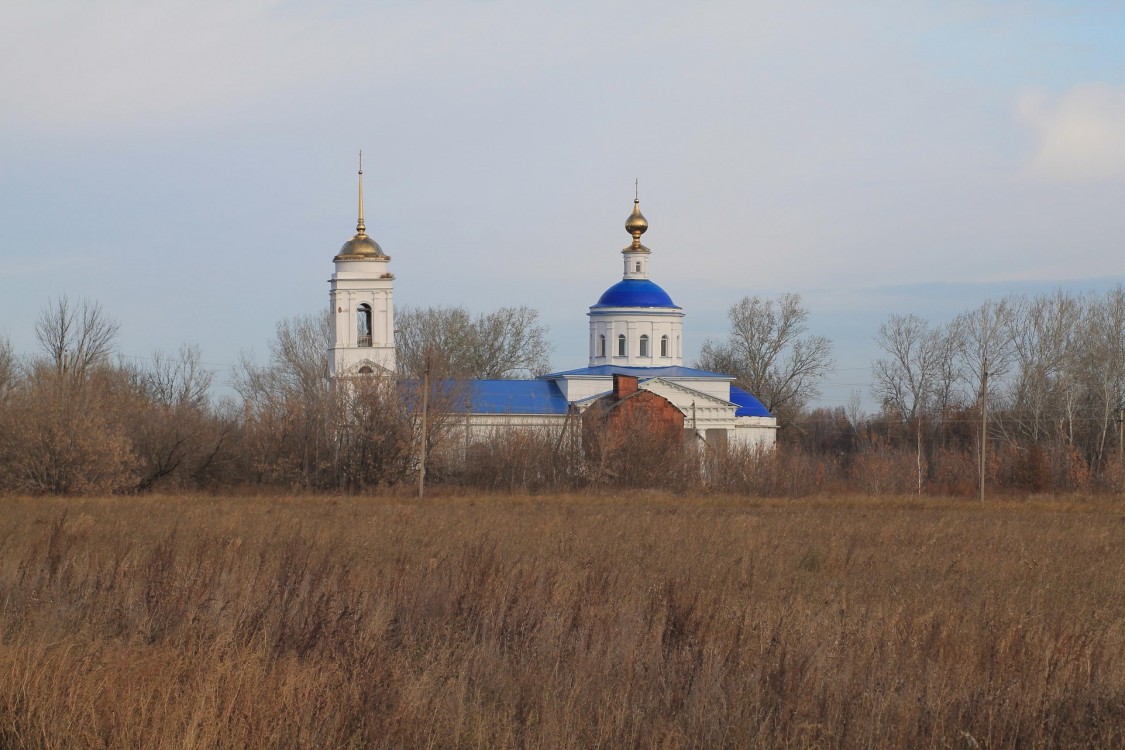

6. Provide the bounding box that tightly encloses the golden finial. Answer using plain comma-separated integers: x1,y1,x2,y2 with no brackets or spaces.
334,150,387,260
625,180,648,248
356,150,366,236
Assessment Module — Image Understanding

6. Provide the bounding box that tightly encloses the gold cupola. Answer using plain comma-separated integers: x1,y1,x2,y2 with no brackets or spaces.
335,151,388,261
623,180,650,254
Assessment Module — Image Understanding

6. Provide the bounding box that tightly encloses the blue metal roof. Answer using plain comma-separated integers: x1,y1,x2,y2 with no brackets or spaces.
591,279,679,309
729,385,772,417
456,379,571,415
429,373,770,418
545,364,731,379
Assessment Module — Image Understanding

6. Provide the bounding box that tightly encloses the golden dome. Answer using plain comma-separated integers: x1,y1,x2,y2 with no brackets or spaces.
625,198,648,238
334,151,388,261
336,232,385,258
622,188,650,254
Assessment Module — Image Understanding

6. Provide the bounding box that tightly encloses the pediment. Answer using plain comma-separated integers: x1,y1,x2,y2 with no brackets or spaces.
639,377,736,409
569,376,736,412
346,359,393,377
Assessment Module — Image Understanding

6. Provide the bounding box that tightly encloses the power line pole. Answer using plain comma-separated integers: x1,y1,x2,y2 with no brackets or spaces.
916,413,923,496
418,360,429,499
979,361,988,503
1118,404,1124,469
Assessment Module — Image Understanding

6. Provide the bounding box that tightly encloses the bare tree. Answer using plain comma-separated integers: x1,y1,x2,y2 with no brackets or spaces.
952,298,1016,404
1005,291,1082,445
395,305,551,380
331,373,416,489
1072,287,1125,468
932,324,963,411
117,344,229,491
873,315,943,422
127,344,214,409
233,312,332,487
34,296,120,380
234,312,330,409
696,293,834,419
872,314,951,492
0,335,16,402
0,362,137,495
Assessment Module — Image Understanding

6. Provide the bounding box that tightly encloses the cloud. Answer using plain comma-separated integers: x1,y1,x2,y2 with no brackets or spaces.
1019,83,1125,182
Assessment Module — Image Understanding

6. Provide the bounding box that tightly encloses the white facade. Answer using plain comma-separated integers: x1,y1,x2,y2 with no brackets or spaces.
588,309,684,367
733,416,777,449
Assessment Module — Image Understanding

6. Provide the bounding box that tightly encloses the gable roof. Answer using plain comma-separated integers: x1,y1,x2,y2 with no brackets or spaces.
641,377,741,408
570,376,735,411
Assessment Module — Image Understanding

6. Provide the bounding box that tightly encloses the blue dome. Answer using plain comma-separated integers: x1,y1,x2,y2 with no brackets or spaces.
592,279,678,309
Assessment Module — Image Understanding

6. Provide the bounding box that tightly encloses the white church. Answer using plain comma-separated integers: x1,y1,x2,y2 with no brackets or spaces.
327,165,777,449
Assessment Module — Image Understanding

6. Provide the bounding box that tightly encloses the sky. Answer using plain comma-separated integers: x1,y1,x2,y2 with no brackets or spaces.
2,0,1125,411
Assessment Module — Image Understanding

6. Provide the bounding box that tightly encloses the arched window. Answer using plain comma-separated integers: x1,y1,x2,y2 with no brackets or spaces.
598,334,606,357
639,334,649,357
660,335,669,357
358,365,374,374
617,334,626,356
357,304,373,347
635,261,641,272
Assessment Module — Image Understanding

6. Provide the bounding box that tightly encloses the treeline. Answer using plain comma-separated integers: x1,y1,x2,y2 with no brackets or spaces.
0,301,758,496
788,287,1125,494
4,291,1125,497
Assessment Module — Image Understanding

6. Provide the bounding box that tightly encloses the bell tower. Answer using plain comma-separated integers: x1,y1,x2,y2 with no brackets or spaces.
328,152,396,378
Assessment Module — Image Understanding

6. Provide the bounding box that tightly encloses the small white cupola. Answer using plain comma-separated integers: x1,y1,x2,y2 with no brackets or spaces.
622,181,650,280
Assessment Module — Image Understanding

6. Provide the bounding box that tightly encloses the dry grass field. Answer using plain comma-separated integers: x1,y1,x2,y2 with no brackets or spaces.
0,491,1123,749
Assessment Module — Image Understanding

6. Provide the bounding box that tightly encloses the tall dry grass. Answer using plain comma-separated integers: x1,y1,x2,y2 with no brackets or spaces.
1,492,1123,748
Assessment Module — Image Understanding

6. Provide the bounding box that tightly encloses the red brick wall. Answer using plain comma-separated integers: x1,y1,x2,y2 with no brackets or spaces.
582,383,685,461
613,374,639,398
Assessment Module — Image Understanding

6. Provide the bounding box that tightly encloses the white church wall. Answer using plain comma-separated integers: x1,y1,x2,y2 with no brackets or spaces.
329,261,395,377
456,413,571,445
588,310,684,367
730,417,778,449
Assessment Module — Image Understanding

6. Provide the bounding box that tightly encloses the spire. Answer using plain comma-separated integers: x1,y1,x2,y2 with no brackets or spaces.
624,179,649,251
334,151,386,259
356,150,366,237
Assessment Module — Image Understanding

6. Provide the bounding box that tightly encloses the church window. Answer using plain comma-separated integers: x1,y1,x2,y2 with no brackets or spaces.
598,334,606,357
639,335,649,357
660,335,668,357
358,365,374,374
617,334,626,356
635,261,641,272
357,304,373,347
